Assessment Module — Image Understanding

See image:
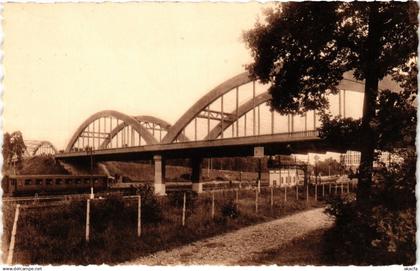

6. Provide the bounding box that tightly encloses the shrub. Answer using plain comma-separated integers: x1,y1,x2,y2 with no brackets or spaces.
167,191,197,210
137,184,162,224
221,200,240,219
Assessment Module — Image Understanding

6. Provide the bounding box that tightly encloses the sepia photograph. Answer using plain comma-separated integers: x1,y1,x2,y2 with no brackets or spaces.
1,1,418,267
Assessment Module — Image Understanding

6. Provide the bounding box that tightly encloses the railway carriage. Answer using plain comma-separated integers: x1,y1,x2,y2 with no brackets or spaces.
2,174,109,196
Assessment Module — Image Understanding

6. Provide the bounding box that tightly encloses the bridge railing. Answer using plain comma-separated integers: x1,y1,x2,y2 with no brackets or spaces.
66,129,320,153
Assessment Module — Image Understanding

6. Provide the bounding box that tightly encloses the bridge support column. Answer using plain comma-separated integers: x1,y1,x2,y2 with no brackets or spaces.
191,157,203,193
153,155,166,196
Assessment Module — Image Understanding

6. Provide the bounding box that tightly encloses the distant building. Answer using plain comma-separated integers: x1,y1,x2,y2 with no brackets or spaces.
340,151,361,172
269,168,303,187
340,150,402,172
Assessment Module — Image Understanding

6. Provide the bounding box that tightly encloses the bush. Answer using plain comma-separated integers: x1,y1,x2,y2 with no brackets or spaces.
324,153,416,265
221,200,240,219
167,191,198,210
137,184,162,224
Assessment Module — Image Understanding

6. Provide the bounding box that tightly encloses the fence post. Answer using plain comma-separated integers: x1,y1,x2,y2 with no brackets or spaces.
85,199,90,242
255,188,259,213
322,183,325,198
137,195,142,237
306,185,309,203
315,183,318,201
295,184,299,200
284,185,287,202
270,186,274,210
211,191,215,220
6,204,21,265
182,192,186,226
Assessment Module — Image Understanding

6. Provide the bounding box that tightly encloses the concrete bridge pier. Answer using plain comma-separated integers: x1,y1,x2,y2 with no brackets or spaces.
191,157,203,193
154,155,166,196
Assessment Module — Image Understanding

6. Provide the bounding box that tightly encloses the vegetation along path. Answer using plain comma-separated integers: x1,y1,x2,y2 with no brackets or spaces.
129,207,333,265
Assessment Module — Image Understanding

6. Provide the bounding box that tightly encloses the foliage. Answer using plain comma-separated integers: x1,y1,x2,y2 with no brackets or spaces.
137,184,162,224
3,131,27,170
244,1,418,202
167,190,198,210
318,115,362,151
324,145,416,264
244,2,417,114
221,200,240,219
319,83,417,153
315,158,344,176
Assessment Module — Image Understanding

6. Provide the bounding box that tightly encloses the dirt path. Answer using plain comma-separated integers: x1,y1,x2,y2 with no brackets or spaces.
128,207,334,265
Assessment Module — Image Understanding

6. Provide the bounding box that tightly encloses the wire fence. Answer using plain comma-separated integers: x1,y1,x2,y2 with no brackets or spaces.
2,180,355,264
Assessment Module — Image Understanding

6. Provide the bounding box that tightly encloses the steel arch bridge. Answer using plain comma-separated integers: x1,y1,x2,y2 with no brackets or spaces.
56,70,383,195
63,71,365,155
24,140,58,157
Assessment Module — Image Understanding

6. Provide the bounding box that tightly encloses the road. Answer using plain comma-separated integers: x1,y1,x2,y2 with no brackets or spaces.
128,207,334,265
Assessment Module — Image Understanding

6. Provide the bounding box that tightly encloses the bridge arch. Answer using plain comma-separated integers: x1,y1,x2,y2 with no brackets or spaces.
162,72,252,143
65,110,159,152
24,140,58,156
99,115,190,149
32,141,58,156
163,71,367,144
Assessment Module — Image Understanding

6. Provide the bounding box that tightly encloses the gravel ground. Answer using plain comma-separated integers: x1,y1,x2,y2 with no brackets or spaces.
127,207,334,265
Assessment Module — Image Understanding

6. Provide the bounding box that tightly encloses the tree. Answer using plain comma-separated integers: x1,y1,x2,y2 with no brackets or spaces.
316,158,343,176
244,2,418,203
3,131,27,170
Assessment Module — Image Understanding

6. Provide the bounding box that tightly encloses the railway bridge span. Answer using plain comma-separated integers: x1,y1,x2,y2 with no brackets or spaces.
55,70,383,195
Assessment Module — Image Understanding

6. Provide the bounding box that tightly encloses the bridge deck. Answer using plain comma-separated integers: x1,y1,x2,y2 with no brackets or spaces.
56,132,325,161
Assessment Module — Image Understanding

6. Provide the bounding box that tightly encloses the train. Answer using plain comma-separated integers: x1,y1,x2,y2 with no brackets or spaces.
2,174,113,196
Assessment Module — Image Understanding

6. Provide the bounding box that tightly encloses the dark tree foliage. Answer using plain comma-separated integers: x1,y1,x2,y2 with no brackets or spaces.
316,158,344,176
3,131,27,170
244,2,418,202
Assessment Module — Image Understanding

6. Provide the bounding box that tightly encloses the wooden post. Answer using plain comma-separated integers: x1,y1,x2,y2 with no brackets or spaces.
270,186,274,210
6,204,20,265
315,183,318,201
85,199,90,242
295,184,299,200
182,192,186,226
137,195,142,237
306,185,309,203
211,191,215,220
284,186,287,202
322,183,325,198
255,188,259,213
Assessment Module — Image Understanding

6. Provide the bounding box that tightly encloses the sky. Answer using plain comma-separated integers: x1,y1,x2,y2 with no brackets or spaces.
4,2,275,149
3,3,370,163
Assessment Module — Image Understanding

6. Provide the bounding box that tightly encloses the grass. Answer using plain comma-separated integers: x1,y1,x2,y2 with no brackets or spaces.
2,185,333,265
